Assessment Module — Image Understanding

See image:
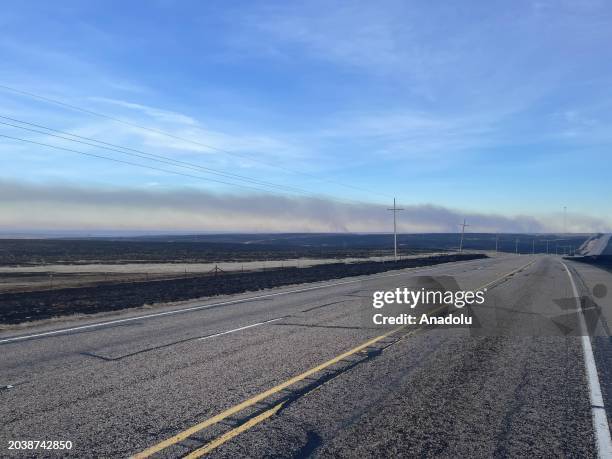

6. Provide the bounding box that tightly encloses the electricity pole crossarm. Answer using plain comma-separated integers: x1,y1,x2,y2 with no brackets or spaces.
387,198,404,262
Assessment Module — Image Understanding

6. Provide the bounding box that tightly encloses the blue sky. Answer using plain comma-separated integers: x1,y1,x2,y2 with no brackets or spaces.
1,0,611,232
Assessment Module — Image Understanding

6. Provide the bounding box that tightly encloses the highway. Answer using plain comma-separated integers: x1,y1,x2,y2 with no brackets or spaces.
1,255,611,458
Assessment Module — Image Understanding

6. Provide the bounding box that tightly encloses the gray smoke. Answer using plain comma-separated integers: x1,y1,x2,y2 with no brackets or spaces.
0,180,608,233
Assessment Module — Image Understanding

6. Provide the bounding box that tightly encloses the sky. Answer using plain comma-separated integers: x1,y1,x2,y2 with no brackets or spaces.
1,0,611,233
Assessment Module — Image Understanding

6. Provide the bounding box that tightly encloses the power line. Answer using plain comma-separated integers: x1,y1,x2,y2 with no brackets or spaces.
0,83,392,199
0,133,317,195
0,116,315,196
0,133,384,208
0,115,307,193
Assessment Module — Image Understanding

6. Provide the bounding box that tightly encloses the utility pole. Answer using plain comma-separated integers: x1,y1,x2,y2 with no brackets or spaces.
495,234,499,253
532,239,535,255
515,238,519,254
387,198,404,262
459,219,470,252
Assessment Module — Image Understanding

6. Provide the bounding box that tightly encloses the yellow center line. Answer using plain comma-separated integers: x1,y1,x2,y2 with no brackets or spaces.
182,326,421,459
132,258,535,458
132,325,404,458
478,259,535,290
183,402,286,459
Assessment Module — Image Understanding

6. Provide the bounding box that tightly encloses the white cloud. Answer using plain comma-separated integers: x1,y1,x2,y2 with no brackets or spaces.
88,97,198,126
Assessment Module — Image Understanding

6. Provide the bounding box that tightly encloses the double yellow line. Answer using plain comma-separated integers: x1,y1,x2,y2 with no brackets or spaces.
133,259,535,458
133,324,405,458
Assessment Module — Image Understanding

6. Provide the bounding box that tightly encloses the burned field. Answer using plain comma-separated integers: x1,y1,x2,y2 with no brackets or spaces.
0,236,445,294
0,232,588,266
0,236,417,266
1,232,586,325
0,253,485,324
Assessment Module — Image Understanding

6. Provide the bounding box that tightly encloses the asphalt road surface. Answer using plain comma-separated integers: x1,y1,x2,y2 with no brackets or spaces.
1,255,611,458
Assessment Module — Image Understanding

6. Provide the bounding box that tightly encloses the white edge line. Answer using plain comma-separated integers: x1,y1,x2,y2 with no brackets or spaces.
197,317,285,341
0,256,499,345
562,261,612,458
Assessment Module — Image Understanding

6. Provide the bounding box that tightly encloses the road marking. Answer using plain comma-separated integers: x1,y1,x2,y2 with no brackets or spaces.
197,317,286,341
562,262,612,459
477,259,535,290
131,324,408,459
132,260,534,458
0,257,493,345
183,402,286,459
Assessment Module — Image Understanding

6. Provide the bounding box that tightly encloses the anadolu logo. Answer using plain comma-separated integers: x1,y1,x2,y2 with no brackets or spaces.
368,276,482,327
